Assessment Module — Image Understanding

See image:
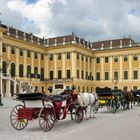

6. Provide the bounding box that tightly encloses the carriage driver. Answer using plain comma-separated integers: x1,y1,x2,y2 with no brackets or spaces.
48,86,53,94
71,85,78,102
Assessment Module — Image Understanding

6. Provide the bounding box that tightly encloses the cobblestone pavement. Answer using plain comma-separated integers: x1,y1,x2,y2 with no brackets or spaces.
0,97,140,140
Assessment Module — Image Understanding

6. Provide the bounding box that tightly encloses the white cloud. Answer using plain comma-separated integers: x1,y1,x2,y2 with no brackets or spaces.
0,0,140,41
7,0,53,37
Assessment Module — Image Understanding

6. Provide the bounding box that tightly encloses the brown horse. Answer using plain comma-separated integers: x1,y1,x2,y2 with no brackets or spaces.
123,90,134,109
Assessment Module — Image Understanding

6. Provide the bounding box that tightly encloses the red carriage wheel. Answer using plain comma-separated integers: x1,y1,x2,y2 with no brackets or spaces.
75,106,84,123
10,104,28,130
39,104,56,132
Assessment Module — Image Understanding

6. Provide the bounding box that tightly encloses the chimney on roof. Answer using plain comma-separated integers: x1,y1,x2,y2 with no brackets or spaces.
101,43,104,50
31,34,33,43
83,40,85,48
16,29,19,39
129,40,132,47
110,41,112,49
63,37,65,45
120,40,122,48
23,32,26,41
38,37,40,45
54,38,57,46
90,43,93,48
78,37,81,45
47,39,49,47
72,35,76,44
7,27,10,36
43,36,45,45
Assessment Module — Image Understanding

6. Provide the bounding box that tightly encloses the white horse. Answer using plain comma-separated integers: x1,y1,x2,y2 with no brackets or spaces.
77,92,99,119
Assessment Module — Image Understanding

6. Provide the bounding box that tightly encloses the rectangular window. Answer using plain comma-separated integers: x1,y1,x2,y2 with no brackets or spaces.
81,71,84,79
42,86,44,92
133,54,138,61
114,71,118,80
83,87,85,92
11,46,15,54
19,48,23,56
86,72,88,80
114,56,118,62
123,86,128,91
58,70,62,79
77,70,79,79
35,86,38,92
96,57,100,63
34,52,38,59
2,44,6,52
90,72,92,80
86,57,88,62
105,57,109,63
41,54,44,60
134,70,138,79
90,57,92,63
114,86,118,90
124,71,128,80
105,72,109,80
50,54,53,61
81,55,84,61
124,55,128,61
50,71,53,80
58,53,61,60
96,72,100,80
77,53,79,59
67,52,70,59
27,50,30,57
67,70,71,79
87,87,89,92
133,86,137,90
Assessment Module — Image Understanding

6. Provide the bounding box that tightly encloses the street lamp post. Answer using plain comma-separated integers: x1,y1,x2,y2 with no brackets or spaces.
0,12,1,23
0,12,3,105
0,57,10,106
0,55,3,106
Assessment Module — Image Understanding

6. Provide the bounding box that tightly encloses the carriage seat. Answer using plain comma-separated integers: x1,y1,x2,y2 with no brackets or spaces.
47,94,71,102
54,94,71,101
16,93,45,100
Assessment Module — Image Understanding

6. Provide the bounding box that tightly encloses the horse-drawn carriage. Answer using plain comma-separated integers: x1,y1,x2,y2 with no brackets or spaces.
10,89,84,132
96,87,122,113
131,90,140,105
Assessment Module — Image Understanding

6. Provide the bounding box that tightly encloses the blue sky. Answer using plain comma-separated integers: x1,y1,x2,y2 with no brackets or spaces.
0,0,140,42
25,0,38,4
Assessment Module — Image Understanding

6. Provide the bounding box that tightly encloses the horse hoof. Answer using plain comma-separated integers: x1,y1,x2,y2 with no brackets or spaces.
93,116,96,118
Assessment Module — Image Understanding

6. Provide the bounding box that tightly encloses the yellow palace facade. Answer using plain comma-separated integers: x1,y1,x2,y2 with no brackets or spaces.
0,24,140,97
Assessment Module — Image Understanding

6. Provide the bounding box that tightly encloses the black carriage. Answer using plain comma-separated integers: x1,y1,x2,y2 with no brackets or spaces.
10,91,84,132
131,90,140,105
96,87,121,113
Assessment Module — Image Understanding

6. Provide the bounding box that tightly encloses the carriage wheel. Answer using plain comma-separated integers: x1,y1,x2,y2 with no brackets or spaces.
75,106,84,123
39,104,56,132
10,104,28,130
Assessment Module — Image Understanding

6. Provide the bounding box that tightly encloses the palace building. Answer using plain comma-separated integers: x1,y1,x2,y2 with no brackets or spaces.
0,24,140,97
